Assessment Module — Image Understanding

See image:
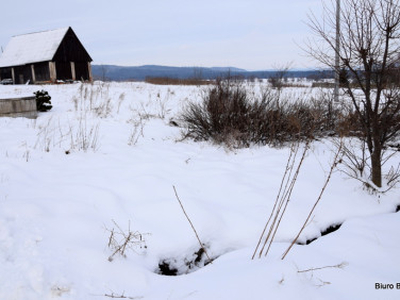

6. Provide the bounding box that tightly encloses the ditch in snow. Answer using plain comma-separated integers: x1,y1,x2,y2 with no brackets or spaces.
298,205,400,246
156,224,345,276
301,223,343,245
157,211,400,276
157,245,215,276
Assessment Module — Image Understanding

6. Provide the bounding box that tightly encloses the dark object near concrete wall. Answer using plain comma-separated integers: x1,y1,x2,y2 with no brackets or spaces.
34,90,52,112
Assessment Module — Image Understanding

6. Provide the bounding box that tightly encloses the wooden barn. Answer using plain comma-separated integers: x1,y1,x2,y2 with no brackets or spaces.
0,27,92,84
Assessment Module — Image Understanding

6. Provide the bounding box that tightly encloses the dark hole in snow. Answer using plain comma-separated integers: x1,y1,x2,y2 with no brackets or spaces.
158,260,178,276
304,237,317,245
396,205,400,213
321,223,342,236
296,223,343,245
169,118,180,127
157,246,213,276
306,223,342,245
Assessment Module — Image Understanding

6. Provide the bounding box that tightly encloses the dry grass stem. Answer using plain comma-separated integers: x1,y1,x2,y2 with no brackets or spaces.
252,141,310,259
172,185,212,263
297,261,348,273
281,140,343,260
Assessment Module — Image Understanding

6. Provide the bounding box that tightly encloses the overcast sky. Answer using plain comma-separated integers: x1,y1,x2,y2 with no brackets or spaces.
0,0,323,70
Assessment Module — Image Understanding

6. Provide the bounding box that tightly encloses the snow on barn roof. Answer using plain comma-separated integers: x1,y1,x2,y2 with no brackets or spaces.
0,27,70,68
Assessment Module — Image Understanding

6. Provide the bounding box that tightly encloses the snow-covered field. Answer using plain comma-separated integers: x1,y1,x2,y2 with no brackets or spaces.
0,81,399,300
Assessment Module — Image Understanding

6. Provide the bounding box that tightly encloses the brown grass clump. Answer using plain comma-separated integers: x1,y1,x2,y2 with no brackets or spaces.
180,80,353,148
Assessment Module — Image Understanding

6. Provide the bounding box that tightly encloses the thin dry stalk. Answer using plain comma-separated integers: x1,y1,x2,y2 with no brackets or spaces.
252,141,310,259
128,119,145,146
104,292,143,299
117,92,126,113
252,143,299,259
281,140,343,260
260,142,310,258
172,185,212,263
297,261,348,273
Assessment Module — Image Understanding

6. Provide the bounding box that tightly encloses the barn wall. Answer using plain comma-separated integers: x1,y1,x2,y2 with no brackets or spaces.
1,63,50,84
34,62,51,82
56,62,72,81
75,62,90,81
53,27,92,81
14,65,32,84
0,68,12,81
53,28,92,63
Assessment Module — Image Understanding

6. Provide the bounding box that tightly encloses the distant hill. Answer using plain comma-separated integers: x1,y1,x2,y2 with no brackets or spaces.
91,64,331,81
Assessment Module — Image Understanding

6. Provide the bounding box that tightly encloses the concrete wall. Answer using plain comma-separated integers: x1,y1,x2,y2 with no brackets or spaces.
0,96,37,118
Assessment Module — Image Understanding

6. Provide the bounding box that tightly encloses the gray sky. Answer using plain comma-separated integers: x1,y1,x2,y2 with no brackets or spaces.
0,0,322,70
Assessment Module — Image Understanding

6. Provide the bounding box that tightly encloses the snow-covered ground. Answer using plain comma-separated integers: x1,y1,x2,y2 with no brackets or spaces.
0,81,399,300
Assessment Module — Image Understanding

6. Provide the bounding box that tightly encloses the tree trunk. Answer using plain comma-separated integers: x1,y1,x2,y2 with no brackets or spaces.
371,145,382,188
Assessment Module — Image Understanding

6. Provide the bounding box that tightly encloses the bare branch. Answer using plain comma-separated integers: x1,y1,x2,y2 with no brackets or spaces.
172,186,212,263
297,261,348,273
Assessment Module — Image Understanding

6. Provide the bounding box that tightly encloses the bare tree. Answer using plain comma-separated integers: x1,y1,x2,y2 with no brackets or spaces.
307,0,400,188
268,63,292,90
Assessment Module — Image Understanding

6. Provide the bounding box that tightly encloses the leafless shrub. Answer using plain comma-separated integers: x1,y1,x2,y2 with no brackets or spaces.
267,63,292,90
180,81,347,148
384,164,400,190
338,139,400,192
33,115,100,153
127,118,145,146
106,220,147,262
76,82,116,118
338,139,368,181
72,117,100,152
155,90,171,119
93,96,113,118
34,116,56,152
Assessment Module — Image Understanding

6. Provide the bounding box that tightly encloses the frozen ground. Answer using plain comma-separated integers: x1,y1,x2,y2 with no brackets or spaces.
0,81,399,300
